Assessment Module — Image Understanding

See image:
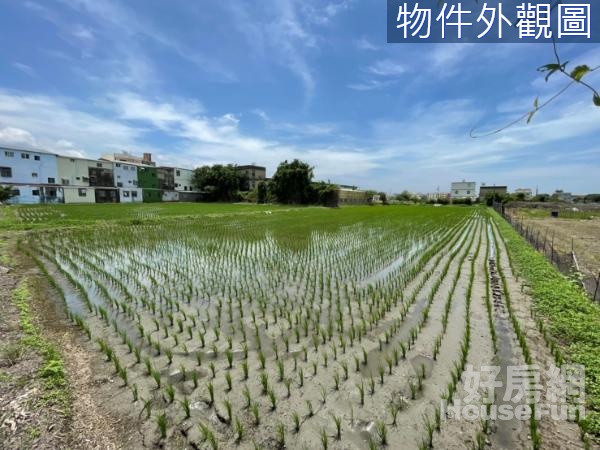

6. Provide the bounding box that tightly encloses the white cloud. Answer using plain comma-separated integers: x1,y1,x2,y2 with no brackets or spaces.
347,79,397,91
12,62,36,77
0,127,37,146
366,59,406,77
355,37,378,51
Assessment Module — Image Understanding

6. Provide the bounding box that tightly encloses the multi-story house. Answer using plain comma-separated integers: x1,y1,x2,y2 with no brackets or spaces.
237,165,266,191
450,181,477,201
514,188,533,200
0,146,59,204
136,165,161,203
101,151,155,167
479,185,508,201
57,156,117,203
113,161,142,203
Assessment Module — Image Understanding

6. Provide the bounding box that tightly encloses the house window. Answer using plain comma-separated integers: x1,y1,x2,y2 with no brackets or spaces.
455,190,459,194
48,177,56,183
176,170,180,176
21,153,30,159
32,172,38,178
34,155,40,161
128,180,132,184
4,151,14,157
32,189,40,196
117,182,123,187
70,158,75,162
0,167,12,177
47,188,57,197
133,180,137,186
78,188,87,197
123,191,130,197
96,163,102,168
467,190,470,194
61,178,70,185
116,163,121,168
131,190,138,198
11,189,20,196
184,186,188,191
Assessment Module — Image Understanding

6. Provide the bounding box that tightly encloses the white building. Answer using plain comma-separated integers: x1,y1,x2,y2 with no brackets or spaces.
113,162,142,203
57,156,117,203
0,146,60,204
450,181,477,201
514,188,533,200
174,167,194,192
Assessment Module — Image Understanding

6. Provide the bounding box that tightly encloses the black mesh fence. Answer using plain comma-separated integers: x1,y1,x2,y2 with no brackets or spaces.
493,204,600,302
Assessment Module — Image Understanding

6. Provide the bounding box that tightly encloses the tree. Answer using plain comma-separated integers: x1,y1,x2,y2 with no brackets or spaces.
395,190,413,202
310,182,338,207
269,159,314,204
192,164,248,202
0,185,15,203
377,192,388,205
256,181,267,204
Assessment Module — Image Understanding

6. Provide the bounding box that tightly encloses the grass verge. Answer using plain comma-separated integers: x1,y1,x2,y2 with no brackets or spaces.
492,210,600,438
12,279,70,411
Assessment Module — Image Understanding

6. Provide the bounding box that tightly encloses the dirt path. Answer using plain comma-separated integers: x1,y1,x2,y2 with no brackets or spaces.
0,235,136,450
491,219,588,450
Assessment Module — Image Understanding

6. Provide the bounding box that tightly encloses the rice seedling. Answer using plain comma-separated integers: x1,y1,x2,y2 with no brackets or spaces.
376,420,388,446
332,414,342,440
157,412,168,440
234,416,244,443
250,402,260,425
320,427,329,450
225,372,232,391
275,422,285,449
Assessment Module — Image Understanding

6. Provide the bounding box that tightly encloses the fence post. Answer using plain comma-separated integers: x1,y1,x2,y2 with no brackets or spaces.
594,272,600,302
550,232,555,263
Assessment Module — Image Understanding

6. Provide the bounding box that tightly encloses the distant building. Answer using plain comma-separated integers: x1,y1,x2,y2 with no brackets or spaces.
336,187,370,205
514,188,533,200
553,190,574,203
479,185,508,200
57,156,118,203
237,165,266,190
426,192,450,202
101,151,155,167
136,165,161,203
113,162,142,203
450,181,477,201
0,146,60,204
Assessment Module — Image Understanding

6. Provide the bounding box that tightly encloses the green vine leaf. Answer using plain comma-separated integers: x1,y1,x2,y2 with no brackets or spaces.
570,65,591,82
594,93,600,107
538,61,568,82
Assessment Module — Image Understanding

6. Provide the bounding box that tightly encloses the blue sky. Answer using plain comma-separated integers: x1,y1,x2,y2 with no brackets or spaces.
0,0,598,194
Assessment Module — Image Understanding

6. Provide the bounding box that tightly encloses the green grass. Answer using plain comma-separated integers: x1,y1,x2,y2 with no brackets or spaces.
0,202,296,230
11,279,70,410
493,210,600,437
514,207,600,220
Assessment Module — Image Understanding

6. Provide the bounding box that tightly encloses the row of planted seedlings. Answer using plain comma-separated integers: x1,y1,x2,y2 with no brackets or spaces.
489,216,590,450
282,214,481,448
426,218,501,450
36,210,474,446
30,208,475,447
361,216,482,449
488,218,542,450
399,216,483,449
491,212,595,448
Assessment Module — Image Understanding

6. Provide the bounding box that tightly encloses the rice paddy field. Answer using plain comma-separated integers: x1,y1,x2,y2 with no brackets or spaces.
7,204,600,449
